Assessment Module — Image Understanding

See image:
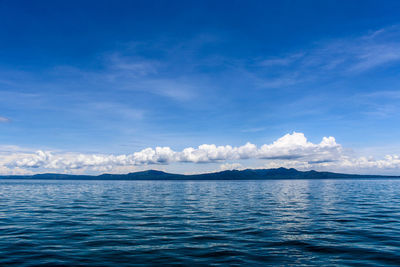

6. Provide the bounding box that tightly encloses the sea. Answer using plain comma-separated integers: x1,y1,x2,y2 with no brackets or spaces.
1,179,400,266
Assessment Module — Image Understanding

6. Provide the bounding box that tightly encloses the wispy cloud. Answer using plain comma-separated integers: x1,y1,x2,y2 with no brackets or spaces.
106,53,159,77
260,53,304,67
351,90,400,118
241,127,266,133
0,116,10,123
125,79,197,102
84,102,144,120
348,44,400,73
0,34,219,105
255,26,400,88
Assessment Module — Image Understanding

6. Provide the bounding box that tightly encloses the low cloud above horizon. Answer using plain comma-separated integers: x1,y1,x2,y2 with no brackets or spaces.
1,132,399,176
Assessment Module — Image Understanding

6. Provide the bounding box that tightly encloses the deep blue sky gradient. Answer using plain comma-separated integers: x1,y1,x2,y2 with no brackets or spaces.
1,0,400,173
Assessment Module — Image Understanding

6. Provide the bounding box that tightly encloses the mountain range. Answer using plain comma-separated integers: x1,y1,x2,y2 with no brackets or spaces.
1,168,399,180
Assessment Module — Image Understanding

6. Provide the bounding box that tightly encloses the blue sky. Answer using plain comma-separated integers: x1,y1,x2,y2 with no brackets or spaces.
1,0,400,175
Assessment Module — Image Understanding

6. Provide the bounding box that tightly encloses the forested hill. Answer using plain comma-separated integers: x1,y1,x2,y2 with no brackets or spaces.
1,168,399,180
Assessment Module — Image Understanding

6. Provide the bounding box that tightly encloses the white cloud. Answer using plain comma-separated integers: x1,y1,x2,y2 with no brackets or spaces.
220,163,243,171
1,132,400,175
262,154,400,175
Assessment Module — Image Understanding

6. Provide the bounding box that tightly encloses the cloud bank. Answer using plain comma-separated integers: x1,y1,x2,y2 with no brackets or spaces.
1,132,400,175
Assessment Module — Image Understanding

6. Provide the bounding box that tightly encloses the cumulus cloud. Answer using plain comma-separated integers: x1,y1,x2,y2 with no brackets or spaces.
262,154,400,174
1,132,400,174
4,132,339,171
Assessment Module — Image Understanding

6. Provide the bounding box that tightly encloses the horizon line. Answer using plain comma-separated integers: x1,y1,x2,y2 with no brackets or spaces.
1,167,400,179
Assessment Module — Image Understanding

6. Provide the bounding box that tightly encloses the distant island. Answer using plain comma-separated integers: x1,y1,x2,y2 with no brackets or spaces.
1,168,399,180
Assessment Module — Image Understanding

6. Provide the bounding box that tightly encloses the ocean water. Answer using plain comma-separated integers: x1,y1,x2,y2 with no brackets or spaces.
1,179,400,266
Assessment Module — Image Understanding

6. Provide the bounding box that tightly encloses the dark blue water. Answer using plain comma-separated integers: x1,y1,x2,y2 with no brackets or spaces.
1,179,400,266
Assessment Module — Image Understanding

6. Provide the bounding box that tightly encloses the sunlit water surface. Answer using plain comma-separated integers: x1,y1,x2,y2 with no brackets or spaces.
1,179,400,266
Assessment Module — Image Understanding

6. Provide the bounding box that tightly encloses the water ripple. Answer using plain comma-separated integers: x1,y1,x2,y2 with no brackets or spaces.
1,179,400,266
